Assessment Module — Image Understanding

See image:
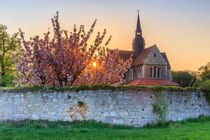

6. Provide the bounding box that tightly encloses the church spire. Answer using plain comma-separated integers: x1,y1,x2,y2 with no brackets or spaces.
132,10,145,57
136,10,142,35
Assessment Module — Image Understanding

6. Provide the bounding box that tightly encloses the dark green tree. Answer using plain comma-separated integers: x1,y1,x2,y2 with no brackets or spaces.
199,62,210,81
192,62,210,87
172,71,195,87
0,25,18,86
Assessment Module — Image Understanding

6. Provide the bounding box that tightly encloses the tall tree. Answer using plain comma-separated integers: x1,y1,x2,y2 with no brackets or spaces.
192,62,210,87
0,25,18,86
199,62,210,81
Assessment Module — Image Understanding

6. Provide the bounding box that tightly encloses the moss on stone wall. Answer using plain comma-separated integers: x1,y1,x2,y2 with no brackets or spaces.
0,84,198,93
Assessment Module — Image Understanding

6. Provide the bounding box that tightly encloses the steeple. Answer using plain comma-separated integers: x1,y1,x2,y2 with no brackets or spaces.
136,10,142,35
132,10,145,57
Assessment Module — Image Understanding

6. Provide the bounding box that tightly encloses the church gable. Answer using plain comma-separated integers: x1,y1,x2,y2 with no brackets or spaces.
143,45,167,65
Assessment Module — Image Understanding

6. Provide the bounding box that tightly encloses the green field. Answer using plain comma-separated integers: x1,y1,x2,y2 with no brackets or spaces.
0,116,210,140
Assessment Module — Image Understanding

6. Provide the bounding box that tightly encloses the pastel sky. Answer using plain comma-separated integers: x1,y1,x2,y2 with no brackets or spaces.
1,0,210,71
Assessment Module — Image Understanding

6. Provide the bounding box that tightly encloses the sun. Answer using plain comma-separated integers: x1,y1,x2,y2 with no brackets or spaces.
93,61,97,68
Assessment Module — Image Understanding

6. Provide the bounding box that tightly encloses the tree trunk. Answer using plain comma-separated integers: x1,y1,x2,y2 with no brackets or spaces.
0,39,6,87
0,60,6,87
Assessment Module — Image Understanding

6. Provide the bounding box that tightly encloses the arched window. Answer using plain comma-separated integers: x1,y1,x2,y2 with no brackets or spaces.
154,53,156,58
154,66,156,78
150,68,153,77
158,68,161,78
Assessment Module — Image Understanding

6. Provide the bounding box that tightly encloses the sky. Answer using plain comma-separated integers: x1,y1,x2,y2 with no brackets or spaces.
0,0,210,71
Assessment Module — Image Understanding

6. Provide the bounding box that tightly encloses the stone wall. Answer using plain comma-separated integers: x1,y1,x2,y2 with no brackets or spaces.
0,89,209,127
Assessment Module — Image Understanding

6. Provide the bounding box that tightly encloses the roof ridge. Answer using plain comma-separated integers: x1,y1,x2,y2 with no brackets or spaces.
119,50,132,52
143,45,156,50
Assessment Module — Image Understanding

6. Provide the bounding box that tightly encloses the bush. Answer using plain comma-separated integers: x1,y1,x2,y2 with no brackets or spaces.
152,92,169,125
172,71,195,87
200,80,210,92
200,80,210,105
78,101,84,106
0,74,16,87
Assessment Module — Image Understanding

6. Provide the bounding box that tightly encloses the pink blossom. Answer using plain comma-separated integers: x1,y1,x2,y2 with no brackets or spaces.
14,12,132,86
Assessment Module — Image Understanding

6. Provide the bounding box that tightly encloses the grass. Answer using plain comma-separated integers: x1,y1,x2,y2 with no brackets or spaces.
0,116,210,140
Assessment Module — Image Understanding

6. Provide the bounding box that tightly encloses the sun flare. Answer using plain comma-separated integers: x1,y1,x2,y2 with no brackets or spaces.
93,61,97,68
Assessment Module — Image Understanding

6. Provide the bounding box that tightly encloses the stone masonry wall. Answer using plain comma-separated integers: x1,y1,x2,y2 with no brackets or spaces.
0,89,209,127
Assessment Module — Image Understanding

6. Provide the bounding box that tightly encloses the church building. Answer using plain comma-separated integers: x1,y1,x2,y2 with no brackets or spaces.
119,12,178,86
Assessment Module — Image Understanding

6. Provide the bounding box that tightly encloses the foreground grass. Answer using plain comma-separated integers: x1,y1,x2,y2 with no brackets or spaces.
0,116,210,140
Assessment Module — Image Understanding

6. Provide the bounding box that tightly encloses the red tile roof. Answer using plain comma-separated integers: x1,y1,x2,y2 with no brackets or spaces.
132,46,154,66
127,78,178,86
118,50,132,61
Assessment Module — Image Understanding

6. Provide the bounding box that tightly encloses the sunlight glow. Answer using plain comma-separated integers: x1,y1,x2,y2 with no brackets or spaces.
93,62,97,68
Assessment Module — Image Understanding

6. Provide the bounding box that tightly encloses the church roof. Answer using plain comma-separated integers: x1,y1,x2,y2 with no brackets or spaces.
132,46,153,66
127,78,178,86
118,46,171,67
118,50,132,61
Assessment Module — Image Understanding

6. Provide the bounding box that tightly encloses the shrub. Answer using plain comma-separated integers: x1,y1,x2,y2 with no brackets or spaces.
152,92,169,125
78,101,84,107
152,100,169,125
200,80,210,105
0,74,16,87
200,80,210,92
172,71,195,87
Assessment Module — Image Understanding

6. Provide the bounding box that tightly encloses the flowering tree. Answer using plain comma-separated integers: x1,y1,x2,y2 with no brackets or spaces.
75,48,132,85
14,12,132,86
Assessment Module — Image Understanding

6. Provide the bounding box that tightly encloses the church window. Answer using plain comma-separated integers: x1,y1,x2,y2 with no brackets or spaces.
158,68,161,78
154,53,156,58
154,66,156,77
150,68,153,77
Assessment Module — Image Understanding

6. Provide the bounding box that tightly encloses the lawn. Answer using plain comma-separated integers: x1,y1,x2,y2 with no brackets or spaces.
0,116,210,140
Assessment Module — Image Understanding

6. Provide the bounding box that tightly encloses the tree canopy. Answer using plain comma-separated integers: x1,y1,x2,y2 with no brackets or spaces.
198,62,210,81
0,25,18,86
172,71,195,87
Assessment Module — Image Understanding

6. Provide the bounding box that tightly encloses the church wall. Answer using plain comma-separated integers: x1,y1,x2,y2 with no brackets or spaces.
127,68,133,81
143,64,152,78
142,46,169,79
143,46,167,66
143,64,167,79
162,66,168,79
133,67,137,80
132,65,143,80
127,64,169,81
137,66,142,79
168,69,172,81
